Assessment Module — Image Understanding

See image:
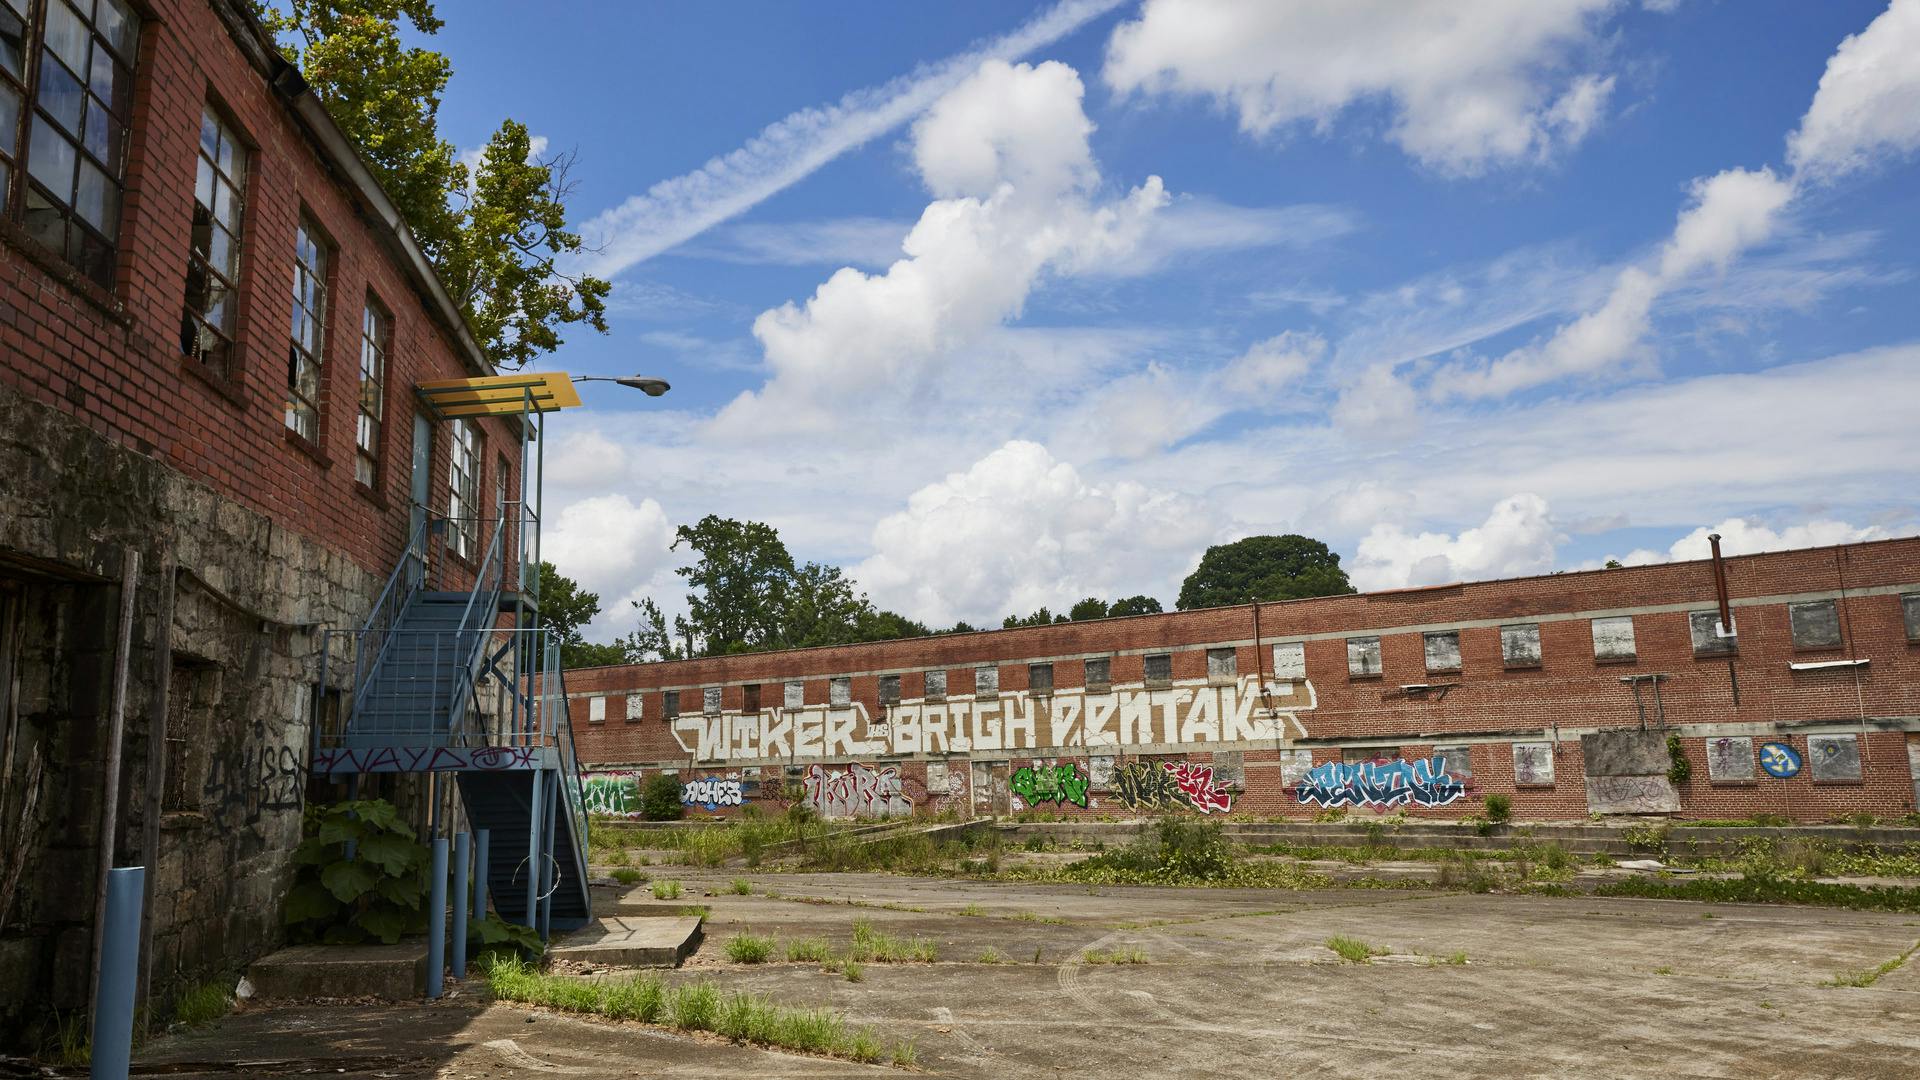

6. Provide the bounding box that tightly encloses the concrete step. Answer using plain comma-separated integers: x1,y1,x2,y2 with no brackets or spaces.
245,941,428,1000
549,916,702,968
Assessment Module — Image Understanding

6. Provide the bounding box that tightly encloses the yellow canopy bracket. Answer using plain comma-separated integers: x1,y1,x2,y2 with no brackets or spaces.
415,372,582,419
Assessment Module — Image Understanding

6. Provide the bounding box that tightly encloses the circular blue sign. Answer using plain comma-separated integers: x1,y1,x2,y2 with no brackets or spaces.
1758,741,1802,778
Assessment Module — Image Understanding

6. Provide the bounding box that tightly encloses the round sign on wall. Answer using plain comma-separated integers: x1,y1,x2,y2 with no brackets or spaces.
1758,741,1802,778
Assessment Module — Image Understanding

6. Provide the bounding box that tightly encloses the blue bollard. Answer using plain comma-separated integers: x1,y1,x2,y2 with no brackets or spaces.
473,828,489,922
451,832,470,979
426,838,448,999
91,865,145,1080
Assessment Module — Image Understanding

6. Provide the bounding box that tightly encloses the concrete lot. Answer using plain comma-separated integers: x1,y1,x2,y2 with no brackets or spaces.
137,869,1920,1079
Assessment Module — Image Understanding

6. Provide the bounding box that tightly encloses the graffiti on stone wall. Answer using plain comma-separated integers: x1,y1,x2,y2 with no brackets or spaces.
1111,760,1233,814
583,772,641,817
1294,757,1467,809
1011,763,1090,808
203,743,305,825
803,763,913,819
668,675,1317,764
682,776,744,810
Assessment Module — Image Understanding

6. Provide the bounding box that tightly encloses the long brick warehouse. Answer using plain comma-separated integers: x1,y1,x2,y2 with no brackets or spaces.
569,537,1920,822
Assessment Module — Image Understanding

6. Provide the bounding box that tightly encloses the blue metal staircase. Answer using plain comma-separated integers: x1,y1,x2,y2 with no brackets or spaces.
313,515,593,936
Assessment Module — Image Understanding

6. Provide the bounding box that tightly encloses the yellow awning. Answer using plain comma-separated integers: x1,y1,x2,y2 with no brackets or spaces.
415,372,582,419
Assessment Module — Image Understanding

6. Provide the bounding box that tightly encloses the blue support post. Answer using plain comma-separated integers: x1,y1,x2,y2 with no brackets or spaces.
473,828,490,921
91,865,144,1080
525,770,544,927
451,831,470,979
538,774,557,942
426,837,448,999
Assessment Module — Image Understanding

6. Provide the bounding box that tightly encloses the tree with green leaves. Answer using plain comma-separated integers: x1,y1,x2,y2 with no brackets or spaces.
1068,597,1109,621
1002,607,1067,629
672,516,796,655
1175,535,1355,610
258,1,608,368
1108,594,1164,617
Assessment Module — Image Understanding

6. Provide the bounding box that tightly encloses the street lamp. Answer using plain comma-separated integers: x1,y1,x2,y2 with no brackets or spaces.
571,374,671,397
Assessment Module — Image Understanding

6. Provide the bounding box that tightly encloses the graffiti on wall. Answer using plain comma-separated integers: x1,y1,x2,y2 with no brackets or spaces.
803,763,913,819
682,776,744,810
668,675,1317,764
203,743,305,825
1294,757,1466,809
583,772,642,817
1111,760,1233,814
1011,762,1090,808
312,745,541,773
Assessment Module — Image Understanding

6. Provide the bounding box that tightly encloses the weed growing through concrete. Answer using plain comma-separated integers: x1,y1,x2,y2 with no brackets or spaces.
1594,877,1920,912
611,868,646,885
1327,936,1386,963
977,947,1005,964
785,938,833,963
848,919,937,962
730,878,753,895
1084,946,1148,965
725,933,775,964
1032,946,1044,964
959,903,987,917
678,905,711,920
1653,966,1675,975
841,959,864,982
170,981,232,1027
1424,951,1468,966
651,880,682,901
1822,941,1920,988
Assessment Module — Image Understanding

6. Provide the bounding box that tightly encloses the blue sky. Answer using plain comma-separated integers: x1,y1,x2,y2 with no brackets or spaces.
429,0,1920,635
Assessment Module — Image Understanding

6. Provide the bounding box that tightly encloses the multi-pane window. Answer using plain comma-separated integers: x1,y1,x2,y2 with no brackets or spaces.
285,217,328,439
5,0,139,287
662,690,679,719
783,680,805,709
1500,623,1542,667
1689,611,1737,657
829,677,851,707
1591,615,1637,661
878,675,900,705
1206,647,1237,683
1423,630,1462,672
922,670,946,701
1027,663,1053,695
1143,653,1172,687
973,666,998,698
1788,600,1842,650
1271,641,1306,680
1346,636,1382,677
181,106,247,375
355,300,388,486
1083,657,1110,693
447,419,480,558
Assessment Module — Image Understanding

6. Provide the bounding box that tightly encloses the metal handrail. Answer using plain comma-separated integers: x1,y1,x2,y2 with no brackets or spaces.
342,517,432,719
441,515,509,737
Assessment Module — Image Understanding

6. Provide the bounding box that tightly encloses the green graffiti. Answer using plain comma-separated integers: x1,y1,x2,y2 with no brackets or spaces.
1011,763,1090,808
583,773,641,817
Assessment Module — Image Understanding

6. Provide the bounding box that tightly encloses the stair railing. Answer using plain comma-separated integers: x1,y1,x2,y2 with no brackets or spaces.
440,514,509,744
544,633,591,879
334,517,431,724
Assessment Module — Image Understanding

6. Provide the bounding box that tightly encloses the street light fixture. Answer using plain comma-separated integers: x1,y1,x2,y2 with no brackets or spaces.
571,374,671,397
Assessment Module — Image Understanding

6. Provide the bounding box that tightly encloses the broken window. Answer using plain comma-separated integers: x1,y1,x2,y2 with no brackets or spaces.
587,695,606,724
922,670,946,701
1271,641,1306,680
1346,636,1382,677
1083,657,1110,693
743,683,761,713
1500,623,1542,668
784,680,805,709
878,675,900,705
624,694,643,721
163,658,219,812
1027,663,1053,695
1904,594,1920,642
1143,653,1172,688
1433,744,1474,781
662,690,679,719
285,216,328,440
702,687,722,715
1591,616,1637,661
355,298,389,488
1206,647,1237,684
1423,630,1461,673
181,104,247,375
1689,611,1737,657
829,677,851,707
1788,600,1842,650
447,419,481,559
973,666,998,698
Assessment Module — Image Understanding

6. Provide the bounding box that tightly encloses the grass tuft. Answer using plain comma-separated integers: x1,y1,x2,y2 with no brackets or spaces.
724,933,775,964
730,878,753,895
651,880,682,901
170,981,232,1027
841,959,864,982
611,867,646,885
1327,935,1386,963
785,937,834,964
976,947,1005,964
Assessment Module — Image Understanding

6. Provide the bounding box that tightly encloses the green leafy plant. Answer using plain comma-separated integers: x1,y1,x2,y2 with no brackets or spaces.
1326,935,1386,963
1667,734,1692,784
284,799,431,945
1484,794,1512,823
651,880,683,900
725,933,775,964
468,913,544,956
641,774,684,821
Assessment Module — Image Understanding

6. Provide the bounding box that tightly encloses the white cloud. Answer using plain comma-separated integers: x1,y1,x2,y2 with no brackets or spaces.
577,0,1128,276
1096,197,1359,276
711,59,1170,436
1786,0,1920,182
1103,0,1623,175
852,441,1221,625
458,133,550,177
539,494,679,636
1602,517,1894,568
686,218,911,268
1349,494,1563,590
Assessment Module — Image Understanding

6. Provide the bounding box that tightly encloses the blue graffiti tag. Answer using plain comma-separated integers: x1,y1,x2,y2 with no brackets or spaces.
1294,757,1467,808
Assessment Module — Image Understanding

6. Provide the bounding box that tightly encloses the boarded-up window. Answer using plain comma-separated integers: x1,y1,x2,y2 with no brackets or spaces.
1789,600,1842,650
663,691,679,719
1271,641,1306,680
1424,630,1461,672
163,659,220,812
1278,749,1314,787
1028,663,1053,694
625,694,644,721
1212,751,1245,789
1706,737,1753,781
1143,653,1172,687
974,666,998,697
1689,611,1737,656
1347,636,1382,677
784,680,805,709
1808,734,1861,781
743,684,761,713
703,687,722,714
1500,623,1542,667
923,670,947,700
829,677,851,707
1206,647,1237,683
588,696,606,724
1904,594,1920,642
1434,744,1474,781
877,675,900,705
1513,742,1555,786
1083,657,1111,693
1592,616,1636,661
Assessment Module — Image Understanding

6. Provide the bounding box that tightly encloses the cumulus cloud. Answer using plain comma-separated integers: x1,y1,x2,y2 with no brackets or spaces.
1786,0,1920,181
1104,0,1623,175
852,441,1221,626
1602,517,1894,568
712,59,1170,435
1349,494,1562,590
539,494,679,635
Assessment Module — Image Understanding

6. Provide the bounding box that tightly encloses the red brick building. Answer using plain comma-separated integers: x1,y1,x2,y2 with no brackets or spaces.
569,538,1920,824
0,0,523,1037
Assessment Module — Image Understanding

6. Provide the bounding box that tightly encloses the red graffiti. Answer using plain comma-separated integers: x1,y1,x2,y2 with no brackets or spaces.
1165,762,1232,814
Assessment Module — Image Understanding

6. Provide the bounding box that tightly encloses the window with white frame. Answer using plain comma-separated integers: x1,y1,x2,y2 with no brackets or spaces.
285,216,328,440
355,299,389,487
447,419,480,558
181,105,248,376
